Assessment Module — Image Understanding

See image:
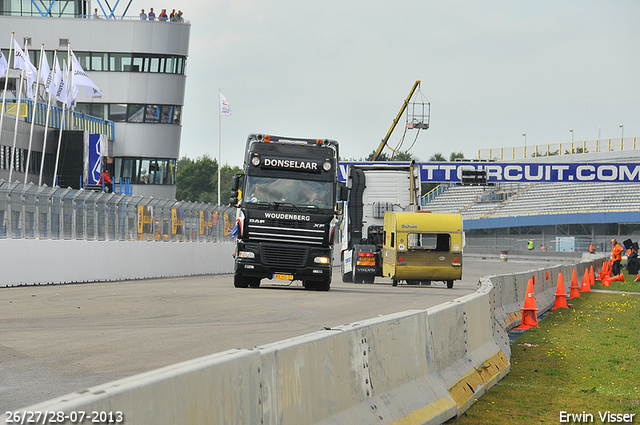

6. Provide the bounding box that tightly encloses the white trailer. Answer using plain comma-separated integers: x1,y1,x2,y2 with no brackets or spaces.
340,162,421,283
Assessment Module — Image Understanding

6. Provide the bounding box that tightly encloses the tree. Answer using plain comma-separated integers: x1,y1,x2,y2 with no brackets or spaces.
365,149,415,161
428,152,446,161
176,154,241,204
449,151,465,161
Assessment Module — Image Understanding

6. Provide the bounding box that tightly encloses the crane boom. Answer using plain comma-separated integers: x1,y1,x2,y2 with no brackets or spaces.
372,80,421,161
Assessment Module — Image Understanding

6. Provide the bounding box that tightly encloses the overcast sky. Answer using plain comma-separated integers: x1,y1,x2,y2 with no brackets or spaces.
172,0,639,166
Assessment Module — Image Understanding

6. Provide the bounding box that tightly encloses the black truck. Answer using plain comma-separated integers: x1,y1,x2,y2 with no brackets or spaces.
230,134,340,291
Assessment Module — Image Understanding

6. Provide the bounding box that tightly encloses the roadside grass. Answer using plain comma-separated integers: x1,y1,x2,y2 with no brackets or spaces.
449,275,640,424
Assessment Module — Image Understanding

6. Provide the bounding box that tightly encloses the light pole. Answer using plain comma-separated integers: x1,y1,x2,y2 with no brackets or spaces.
569,129,574,143
522,133,527,158
620,124,624,139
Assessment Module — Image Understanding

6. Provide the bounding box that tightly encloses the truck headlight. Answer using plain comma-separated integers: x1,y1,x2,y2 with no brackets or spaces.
238,251,255,259
251,157,260,166
323,161,331,171
314,256,330,265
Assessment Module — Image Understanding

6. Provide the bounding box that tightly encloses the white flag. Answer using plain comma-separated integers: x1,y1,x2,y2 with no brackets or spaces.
13,40,37,99
0,51,8,78
53,57,66,102
40,52,51,89
70,50,104,97
220,92,231,116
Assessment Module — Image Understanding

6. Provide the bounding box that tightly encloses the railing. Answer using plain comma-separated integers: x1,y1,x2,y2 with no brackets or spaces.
2,99,114,141
477,137,638,160
0,180,236,242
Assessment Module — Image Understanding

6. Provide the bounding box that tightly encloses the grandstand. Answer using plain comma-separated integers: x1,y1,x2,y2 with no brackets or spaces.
422,149,640,252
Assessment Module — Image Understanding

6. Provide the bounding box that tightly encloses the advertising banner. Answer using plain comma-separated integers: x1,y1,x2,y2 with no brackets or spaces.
338,162,640,184
87,133,106,185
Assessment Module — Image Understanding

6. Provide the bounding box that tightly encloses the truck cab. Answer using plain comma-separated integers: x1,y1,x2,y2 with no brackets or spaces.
230,134,339,291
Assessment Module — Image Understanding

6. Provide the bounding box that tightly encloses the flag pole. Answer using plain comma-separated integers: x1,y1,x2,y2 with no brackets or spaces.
0,33,15,148
25,43,45,183
218,89,221,206
53,56,69,187
39,49,57,186
9,40,29,183
0,33,15,155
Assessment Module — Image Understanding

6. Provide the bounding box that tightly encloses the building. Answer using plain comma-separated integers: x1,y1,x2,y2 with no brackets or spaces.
0,0,190,199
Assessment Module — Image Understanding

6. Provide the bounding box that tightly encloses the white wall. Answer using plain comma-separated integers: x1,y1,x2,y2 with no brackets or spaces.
0,240,235,287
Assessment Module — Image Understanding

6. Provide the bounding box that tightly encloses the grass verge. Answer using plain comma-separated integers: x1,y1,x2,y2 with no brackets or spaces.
449,274,640,424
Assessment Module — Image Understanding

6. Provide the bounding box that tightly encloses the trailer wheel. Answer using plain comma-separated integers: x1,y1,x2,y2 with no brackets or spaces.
447,280,454,289
422,280,432,286
407,280,420,285
234,274,250,288
392,279,398,287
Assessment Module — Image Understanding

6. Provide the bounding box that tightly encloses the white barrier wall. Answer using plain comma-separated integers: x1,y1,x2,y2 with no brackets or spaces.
7,257,604,425
0,240,236,287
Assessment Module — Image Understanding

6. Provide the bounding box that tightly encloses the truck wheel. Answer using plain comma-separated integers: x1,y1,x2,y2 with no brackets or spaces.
303,280,316,290
363,274,375,284
341,262,352,283
447,280,454,289
352,270,363,283
234,274,250,288
316,278,331,291
249,278,261,288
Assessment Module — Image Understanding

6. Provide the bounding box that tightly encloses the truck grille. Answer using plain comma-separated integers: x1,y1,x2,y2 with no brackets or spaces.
262,245,309,268
246,219,325,245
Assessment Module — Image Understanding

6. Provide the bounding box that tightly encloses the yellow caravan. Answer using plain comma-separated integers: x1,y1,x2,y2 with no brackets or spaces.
382,211,463,288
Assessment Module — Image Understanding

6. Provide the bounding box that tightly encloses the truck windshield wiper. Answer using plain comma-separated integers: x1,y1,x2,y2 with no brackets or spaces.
273,201,302,212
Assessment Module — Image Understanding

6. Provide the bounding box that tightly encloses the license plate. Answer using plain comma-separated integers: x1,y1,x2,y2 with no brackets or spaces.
273,273,294,280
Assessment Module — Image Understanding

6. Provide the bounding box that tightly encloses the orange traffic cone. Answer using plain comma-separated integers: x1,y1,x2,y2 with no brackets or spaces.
546,271,550,280
612,273,625,282
516,279,539,329
569,268,581,299
580,269,590,292
553,272,569,310
634,273,640,283
603,261,612,280
590,265,595,287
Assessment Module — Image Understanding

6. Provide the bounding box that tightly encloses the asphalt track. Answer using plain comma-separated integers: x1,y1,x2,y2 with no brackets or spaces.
1,256,560,412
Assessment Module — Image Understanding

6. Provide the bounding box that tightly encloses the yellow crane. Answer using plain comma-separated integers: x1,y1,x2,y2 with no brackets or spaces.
372,80,429,161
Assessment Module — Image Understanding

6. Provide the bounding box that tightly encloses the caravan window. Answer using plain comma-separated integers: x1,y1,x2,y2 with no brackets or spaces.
408,233,450,251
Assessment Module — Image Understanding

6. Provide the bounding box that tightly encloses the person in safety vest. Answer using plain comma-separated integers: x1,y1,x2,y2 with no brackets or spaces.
611,239,623,276
589,242,595,254
527,239,534,250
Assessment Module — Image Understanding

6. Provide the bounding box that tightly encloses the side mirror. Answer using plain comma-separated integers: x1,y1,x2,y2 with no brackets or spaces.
338,183,349,202
229,174,244,206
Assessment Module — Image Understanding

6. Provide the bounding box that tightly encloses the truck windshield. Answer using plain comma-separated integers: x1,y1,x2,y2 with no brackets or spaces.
244,176,333,208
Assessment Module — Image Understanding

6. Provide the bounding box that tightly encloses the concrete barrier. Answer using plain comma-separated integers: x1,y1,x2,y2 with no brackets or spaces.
0,239,236,287
8,257,605,425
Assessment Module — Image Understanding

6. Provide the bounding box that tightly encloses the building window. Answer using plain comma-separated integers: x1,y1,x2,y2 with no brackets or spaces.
127,104,145,123
114,157,177,185
80,103,182,125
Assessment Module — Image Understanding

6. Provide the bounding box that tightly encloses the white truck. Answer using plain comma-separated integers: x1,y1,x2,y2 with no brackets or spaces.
339,162,421,283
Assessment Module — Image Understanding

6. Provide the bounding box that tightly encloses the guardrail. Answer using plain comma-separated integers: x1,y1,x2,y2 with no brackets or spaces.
478,137,637,160
0,180,235,242
11,256,602,424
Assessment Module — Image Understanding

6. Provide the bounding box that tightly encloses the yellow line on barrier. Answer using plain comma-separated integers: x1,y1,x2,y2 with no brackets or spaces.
448,350,510,408
389,396,457,425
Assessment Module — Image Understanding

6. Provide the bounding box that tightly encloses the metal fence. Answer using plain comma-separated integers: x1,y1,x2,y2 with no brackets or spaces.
0,180,236,242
